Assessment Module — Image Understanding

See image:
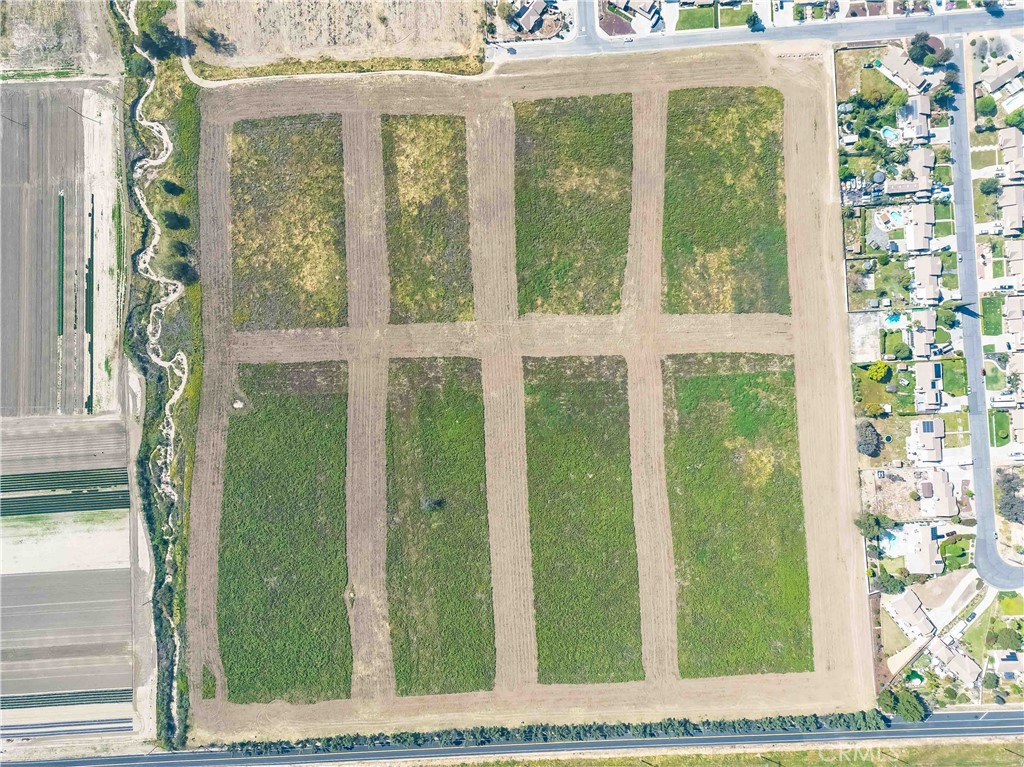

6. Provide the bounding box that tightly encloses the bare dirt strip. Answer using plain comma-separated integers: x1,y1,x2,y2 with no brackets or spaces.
340,111,396,701
187,43,874,742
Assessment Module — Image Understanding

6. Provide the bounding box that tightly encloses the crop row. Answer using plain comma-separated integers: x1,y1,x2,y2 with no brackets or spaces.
0,688,133,710
1,489,131,517
1,467,129,494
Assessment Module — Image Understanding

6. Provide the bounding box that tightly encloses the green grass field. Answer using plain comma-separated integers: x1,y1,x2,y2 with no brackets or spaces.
676,6,716,28
382,115,473,324
663,88,790,315
663,354,812,677
514,95,633,315
942,357,967,397
218,363,351,703
523,356,643,684
718,2,752,26
386,357,495,696
982,294,1005,336
230,116,346,330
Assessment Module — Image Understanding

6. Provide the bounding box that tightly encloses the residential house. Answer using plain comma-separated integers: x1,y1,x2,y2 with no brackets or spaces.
630,0,659,18
979,58,1023,95
1001,185,1024,236
919,467,958,518
881,46,928,94
1013,408,1024,449
885,146,935,199
927,636,982,686
905,524,944,575
885,589,935,640
1005,238,1024,290
915,360,943,412
909,417,945,462
900,95,932,145
1006,295,1024,352
998,127,1024,187
911,308,937,358
996,650,1024,681
514,0,547,32
907,204,936,255
912,254,941,304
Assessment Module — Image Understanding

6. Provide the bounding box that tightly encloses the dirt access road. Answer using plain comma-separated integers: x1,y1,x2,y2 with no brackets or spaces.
187,43,875,743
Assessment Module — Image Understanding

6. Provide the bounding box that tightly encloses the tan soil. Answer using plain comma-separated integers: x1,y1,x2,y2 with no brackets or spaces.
182,0,483,69
188,43,875,742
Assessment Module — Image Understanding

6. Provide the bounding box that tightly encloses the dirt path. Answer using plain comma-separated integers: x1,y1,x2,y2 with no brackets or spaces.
189,43,875,740
340,111,395,701
467,104,538,691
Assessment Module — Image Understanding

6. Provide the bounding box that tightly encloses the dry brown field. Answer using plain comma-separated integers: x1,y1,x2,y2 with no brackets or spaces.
187,43,875,743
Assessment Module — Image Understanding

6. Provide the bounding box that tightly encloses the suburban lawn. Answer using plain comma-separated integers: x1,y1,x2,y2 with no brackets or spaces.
852,362,916,416
933,165,952,185
991,409,1011,448
514,95,632,315
386,357,495,696
971,149,998,170
985,360,1006,391
663,354,812,677
663,88,790,314
973,178,999,223
230,116,346,329
382,115,473,324
675,6,716,28
218,363,351,703
982,294,1005,336
941,357,967,397
523,356,643,684
934,220,954,238
719,2,753,25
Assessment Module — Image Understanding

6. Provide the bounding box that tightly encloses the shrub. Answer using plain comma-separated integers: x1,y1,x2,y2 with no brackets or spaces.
160,210,190,230
127,53,152,77
856,421,882,457
855,511,894,538
867,360,891,382
979,178,1001,196
995,468,1024,524
983,671,1000,689
976,95,998,117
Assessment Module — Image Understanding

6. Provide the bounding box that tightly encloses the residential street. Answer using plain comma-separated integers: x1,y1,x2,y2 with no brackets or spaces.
490,6,1024,62
947,36,1024,590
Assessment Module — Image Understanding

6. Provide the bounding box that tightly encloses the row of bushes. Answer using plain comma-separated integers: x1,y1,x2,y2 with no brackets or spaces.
220,711,887,756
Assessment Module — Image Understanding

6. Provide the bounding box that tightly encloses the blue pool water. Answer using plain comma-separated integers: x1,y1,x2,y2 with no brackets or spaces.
881,126,899,142
883,313,902,328
889,210,905,226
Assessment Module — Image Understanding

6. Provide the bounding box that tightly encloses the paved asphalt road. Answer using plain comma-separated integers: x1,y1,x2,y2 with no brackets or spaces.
490,5,1024,61
947,38,1024,590
5,710,1022,767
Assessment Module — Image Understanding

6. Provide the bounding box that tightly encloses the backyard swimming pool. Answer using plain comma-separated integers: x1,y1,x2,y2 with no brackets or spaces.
889,209,906,226
884,313,902,328
881,126,900,142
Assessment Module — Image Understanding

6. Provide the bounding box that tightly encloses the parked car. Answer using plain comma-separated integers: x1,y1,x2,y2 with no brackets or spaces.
958,254,963,262
967,612,977,622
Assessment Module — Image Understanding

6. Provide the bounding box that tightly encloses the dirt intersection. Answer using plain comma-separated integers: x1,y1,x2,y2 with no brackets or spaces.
188,43,874,742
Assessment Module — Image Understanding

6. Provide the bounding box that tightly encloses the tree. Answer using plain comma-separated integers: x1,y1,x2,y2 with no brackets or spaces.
937,48,954,64
1007,109,1024,129
935,145,952,163
888,89,909,109
936,307,956,328
126,53,152,78
891,144,909,163
864,403,886,418
983,671,1000,689
161,179,184,196
893,690,927,722
923,53,938,68
166,258,199,285
977,94,998,117
979,178,1001,196
867,360,891,382
140,22,196,60
931,84,954,106
943,68,960,85
877,689,897,713
160,210,190,230
996,627,1023,650
909,32,933,65
855,511,895,538
745,11,762,29
891,341,912,360
856,421,883,457
200,27,236,55
169,240,192,258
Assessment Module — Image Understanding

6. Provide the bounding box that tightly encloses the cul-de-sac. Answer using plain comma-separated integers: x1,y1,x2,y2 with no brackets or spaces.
1,1,1022,766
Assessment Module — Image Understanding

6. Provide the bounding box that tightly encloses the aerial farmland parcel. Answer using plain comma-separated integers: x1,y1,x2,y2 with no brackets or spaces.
229,116,347,330
523,356,643,684
217,363,351,703
514,94,633,315
663,354,812,677
386,357,494,695
190,46,871,743
662,87,789,315
382,115,473,323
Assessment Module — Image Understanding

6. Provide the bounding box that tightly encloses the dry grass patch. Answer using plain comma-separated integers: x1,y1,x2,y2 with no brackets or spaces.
230,116,346,329
383,115,473,323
